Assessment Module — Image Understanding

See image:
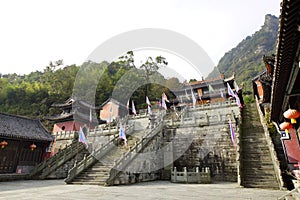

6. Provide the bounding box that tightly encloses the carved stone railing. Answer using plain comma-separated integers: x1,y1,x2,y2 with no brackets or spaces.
255,98,283,190
189,100,237,111
165,111,236,127
54,131,76,140
171,167,211,184
106,116,165,186
30,139,84,179
278,180,300,200
64,123,134,184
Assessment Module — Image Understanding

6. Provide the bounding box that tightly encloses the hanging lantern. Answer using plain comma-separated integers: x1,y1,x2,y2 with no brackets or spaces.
30,143,36,151
279,122,293,134
283,108,300,124
0,140,8,149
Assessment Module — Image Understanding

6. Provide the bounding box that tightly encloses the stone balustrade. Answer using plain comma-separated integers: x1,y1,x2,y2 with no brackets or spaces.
171,167,211,184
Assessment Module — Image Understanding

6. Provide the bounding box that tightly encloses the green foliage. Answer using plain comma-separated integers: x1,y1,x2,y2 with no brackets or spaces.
243,95,255,104
0,53,176,129
207,14,279,93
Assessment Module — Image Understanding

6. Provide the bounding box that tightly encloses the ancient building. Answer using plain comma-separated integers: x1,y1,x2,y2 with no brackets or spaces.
45,98,100,153
174,73,239,105
0,112,52,174
269,0,300,179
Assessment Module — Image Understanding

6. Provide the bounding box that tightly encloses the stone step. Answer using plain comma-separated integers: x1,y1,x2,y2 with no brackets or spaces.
242,147,270,151
243,163,275,169
69,129,147,185
71,181,106,185
242,139,267,143
242,155,272,160
243,182,279,189
74,177,108,183
79,172,110,177
242,145,269,149
243,173,277,179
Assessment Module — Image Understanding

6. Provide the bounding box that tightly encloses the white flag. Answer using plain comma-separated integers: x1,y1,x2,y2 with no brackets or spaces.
191,89,196,107
132,100,137,115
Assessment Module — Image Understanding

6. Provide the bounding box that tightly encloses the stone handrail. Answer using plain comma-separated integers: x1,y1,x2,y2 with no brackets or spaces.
106,114,165,185
255,98,283,190
39,142,85,179
30,138,83,178
171,167,211,184
277,180,300,200
189,100,237,111
54,131,76,140
65,134,119,183
165,112,234,127
64,124,134,184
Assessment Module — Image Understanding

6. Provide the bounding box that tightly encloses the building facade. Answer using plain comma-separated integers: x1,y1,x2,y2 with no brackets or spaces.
0,113,52,174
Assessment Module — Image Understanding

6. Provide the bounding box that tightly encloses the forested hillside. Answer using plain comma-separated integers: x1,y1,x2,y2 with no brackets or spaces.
0,54,180,129
207,14,279,92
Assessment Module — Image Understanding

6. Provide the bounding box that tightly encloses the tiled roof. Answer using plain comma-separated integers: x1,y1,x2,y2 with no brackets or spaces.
270,0,300,121
0,113,53,142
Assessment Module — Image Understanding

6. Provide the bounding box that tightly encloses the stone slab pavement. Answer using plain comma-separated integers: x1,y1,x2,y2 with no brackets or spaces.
0,180,290,200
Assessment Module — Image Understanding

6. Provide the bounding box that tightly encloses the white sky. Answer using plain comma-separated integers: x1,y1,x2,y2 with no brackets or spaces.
0,0,281,79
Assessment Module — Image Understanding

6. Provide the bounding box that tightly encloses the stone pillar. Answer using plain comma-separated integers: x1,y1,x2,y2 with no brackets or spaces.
183,167,188,183
173,167,177,182
162,131,174,180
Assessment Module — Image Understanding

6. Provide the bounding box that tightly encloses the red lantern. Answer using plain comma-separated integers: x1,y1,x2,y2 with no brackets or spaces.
30,143,36,151
0,140,8,149
284,108,300,124
279,122,293,134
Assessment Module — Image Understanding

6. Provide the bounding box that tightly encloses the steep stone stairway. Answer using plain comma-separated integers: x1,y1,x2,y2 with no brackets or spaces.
69,130,144,185
30,139,86,179
241,103,280,189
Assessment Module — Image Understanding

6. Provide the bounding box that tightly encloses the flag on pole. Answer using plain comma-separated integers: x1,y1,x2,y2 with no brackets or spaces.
108,104,113,123
162,93,169,102
191,89,196,107
119,123,127,144
234,81,240,92
79,127,89,149
89,108,92,123
185,89,190,100
220,89,224,98
126,100,129,110
146,96,151,106
148,105,152,115
208,85,215,93
227,83,242,108
132,100,137,115
227,83,235,97
235,95,243,108
162,94,167,110
229,120,236,150
51,136,56,156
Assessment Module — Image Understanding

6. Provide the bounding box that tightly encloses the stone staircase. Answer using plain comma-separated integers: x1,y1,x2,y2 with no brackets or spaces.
241,103,280,189
30,139,86,179
68,130,146,185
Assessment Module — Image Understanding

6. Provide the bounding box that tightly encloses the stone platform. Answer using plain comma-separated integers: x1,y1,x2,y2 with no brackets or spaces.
0,180,289,200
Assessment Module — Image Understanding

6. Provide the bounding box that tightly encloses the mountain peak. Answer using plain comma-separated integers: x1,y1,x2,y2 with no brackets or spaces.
206,14,279,92
262,14,279,32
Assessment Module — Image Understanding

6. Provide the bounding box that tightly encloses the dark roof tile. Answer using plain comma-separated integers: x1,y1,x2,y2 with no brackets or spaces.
0,113,52,142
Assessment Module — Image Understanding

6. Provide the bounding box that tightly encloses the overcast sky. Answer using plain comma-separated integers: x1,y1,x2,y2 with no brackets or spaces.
0,0,281,79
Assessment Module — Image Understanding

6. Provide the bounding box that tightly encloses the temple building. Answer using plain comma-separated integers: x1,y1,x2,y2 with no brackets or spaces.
269,0,300,175
99,97,128,123
0,112,52,174
174,73,241,106
252,55,275,114
45,98,100,133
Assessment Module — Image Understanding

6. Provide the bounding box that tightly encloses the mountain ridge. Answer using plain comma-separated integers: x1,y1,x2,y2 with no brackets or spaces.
207,14,279,91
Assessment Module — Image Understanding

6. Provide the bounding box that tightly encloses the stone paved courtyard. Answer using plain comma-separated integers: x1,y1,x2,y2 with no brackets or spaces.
0,180,289,200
